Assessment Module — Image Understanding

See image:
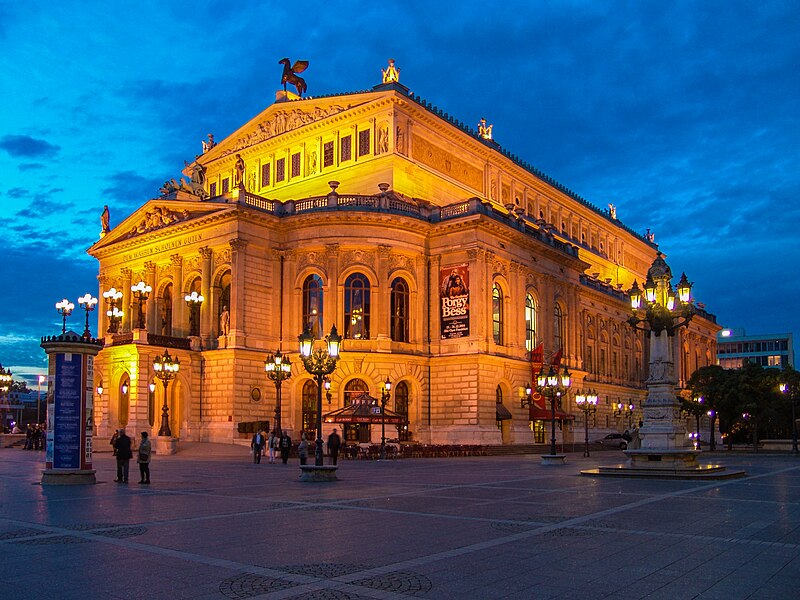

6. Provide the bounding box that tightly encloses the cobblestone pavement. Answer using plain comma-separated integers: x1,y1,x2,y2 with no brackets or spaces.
1,445,798,599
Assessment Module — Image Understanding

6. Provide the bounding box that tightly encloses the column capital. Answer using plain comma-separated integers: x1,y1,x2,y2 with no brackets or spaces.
199,246,213,260
229,238,248,253
170,254,183,268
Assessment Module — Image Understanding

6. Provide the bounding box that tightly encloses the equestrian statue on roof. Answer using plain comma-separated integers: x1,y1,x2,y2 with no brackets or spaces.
279,58,309,96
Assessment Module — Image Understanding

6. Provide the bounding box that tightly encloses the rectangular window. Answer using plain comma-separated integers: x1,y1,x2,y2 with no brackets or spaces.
222,178,229,194
341,135,352,162
358,129,370,156
323,141,334,167
291,153,301,178
261,163,270,187
276,158,286,182
209,182,217,197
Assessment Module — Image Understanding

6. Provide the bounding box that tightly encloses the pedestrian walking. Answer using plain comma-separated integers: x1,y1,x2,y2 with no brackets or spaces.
251,430,264,464
110,429,119,456
113,429,133,483
137,431,151,484
298,433,309,465
268,430,278,464
327,428,341,465
280,430,292,464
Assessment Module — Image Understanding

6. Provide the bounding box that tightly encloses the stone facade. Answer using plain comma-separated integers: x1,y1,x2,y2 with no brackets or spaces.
87,77,719,447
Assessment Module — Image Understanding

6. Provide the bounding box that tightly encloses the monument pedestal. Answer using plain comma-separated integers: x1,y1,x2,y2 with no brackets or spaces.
155,436,178,455
41,469,96,485
299,465,338,482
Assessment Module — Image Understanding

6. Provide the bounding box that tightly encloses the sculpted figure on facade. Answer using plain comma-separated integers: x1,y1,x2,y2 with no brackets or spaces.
202,133,215,153
100,205,110,235
377,124,389,154
219,305,230,336
234,154,245,188
381,59,400,83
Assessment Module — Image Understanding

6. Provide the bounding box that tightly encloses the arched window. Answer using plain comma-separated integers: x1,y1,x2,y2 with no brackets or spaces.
390,277,409,342
492,283,503,345
187,277,202,336
395,381,410,441
496,385,503,404
161,283,173,336
302,274,324,338
344,273,370,339
553,303,564,352
344,378,369,442
301,380,317,438
525,293,537,354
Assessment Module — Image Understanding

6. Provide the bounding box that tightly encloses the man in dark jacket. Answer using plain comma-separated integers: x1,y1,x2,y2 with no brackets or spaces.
327,428,341,465
113,429,133,483
279,431,292,464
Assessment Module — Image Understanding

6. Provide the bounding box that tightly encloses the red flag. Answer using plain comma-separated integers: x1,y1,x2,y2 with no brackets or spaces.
550,348,563,369
530,342,544,381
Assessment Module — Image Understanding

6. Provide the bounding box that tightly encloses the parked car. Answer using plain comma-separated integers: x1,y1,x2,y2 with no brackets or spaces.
594,433,632,450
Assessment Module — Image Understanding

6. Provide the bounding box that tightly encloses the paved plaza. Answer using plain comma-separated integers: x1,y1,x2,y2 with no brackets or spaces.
1,445,798,600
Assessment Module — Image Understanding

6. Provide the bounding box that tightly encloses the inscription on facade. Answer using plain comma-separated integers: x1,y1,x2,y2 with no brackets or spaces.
122,234,203,262
411,135,483,191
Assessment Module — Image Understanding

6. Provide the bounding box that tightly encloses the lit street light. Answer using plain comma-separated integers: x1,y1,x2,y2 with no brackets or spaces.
779,382,798,456
153,349,180,437
184,291,204,336
55,298,75,334
265,349,292,435
131,281,152,330
103,288,124,333
522,363,571,458
77,293,98,338
575,389,598,457
380,377,391,460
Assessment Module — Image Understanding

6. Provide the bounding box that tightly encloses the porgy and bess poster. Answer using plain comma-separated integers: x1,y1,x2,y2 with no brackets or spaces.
440,264,469,339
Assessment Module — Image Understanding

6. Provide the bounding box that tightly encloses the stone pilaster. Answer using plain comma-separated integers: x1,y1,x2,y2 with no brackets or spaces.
199,247,213,344
170,254,184,337
144,262,157,333
228,239,248,347
121,267,132,333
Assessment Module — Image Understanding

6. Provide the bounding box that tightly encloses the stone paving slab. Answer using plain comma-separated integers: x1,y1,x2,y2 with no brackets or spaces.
0,446,798,599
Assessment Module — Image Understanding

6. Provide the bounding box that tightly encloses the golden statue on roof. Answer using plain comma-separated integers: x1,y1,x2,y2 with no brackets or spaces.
382,59,400,83
478,118,493,140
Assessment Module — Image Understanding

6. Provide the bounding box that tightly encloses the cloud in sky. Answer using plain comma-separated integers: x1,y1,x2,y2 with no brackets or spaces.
0,134,60,159
0,0,798,384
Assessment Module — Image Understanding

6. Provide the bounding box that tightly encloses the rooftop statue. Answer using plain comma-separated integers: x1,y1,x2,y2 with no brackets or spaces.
382,58,400,83
100,204,110,235
202,133,216,153
478,118,493,140
279,58,309,96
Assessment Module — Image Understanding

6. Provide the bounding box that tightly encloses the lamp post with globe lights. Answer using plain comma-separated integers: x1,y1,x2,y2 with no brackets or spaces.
0,365,12,432
380,377,392,460
575,389,598,457
103,288,124,333
55,299,75,334
298,325,342,466
77,293,98,338
153,350,180,437
184,291,204,336
522,363,571,459
131,281,152,330
614,401,635,429
265,350,292,436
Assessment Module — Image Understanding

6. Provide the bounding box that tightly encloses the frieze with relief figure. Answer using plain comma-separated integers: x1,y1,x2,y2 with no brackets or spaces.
126,207,191,238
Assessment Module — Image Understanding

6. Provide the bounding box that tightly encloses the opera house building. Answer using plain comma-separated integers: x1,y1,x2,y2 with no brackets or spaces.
88,64,720,449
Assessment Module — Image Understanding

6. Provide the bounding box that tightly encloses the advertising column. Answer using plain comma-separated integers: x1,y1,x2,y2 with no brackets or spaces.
40,332,103,485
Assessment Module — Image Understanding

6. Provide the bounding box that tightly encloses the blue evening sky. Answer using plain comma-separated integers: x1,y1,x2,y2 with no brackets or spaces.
1,1,798,386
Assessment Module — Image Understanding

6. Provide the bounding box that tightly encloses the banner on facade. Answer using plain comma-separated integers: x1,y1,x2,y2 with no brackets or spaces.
440,264,470,339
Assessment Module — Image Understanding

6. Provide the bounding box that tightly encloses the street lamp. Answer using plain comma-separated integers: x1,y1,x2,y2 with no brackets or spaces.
528,364,571,457
575,389,598,457
103,287,124,333
779,382,798,456
265,349,292,435
380,377,391,460
55,298,75,334
153,349,180,437
184,291,204,336
298,325,342,466
77,293,98,339
614,401,635,428
131,281,152,330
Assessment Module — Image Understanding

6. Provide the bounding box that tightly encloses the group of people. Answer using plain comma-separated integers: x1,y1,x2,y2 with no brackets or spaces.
18,423,45,450
110,429,151,484
250,428,342,466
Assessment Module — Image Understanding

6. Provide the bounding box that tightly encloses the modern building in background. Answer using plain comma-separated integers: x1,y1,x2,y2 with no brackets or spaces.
716,328,794,369
87,63,719,447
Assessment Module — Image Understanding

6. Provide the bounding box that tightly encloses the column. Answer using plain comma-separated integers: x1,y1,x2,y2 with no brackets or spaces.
199,247,213,344
324,244,339,333
170,254,184,337
467,247,487,341
97,274,109,336
120,268,132,333
228,238,248,347
144,262,157,333
376,245,391,346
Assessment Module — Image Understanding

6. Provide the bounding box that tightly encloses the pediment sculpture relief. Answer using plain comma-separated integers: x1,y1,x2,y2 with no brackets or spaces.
126,206,191,238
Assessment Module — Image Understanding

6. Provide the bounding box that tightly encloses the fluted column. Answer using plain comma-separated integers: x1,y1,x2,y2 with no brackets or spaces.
121,267,132,332
199,247,213,344
144,262,157,333
170,254,184,337
376,245,391,345
325,244,339,333
228,238,248,347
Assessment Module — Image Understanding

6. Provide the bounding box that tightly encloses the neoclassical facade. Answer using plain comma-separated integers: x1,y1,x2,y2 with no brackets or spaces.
88,69,720,446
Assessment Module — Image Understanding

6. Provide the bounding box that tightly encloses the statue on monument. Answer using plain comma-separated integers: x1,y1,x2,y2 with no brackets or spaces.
100,205,110,235
279,58,309,96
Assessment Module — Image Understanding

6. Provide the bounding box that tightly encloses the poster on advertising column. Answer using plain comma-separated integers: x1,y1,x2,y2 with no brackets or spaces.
440,263,470,339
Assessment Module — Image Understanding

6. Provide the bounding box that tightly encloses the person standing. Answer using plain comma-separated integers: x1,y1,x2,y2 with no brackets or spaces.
137,432,152,484
327,428,341,466
114,429,133,483
251,430,264,464
280,430,292,464
298,433,309,466
110,429,119,456
268,430,278,464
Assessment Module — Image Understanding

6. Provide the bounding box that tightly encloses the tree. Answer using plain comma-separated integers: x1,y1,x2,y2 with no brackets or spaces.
687,365,733,450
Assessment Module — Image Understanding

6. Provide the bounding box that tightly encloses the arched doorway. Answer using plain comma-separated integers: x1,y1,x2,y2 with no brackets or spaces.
168,379,184,439
344,378,368,443
301,380,317,438
497,385,511,444
395,381,410,441
118,375,130,429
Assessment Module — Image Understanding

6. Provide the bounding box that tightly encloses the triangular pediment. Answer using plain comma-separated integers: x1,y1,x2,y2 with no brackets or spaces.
87,198,234,255
197,90,388,164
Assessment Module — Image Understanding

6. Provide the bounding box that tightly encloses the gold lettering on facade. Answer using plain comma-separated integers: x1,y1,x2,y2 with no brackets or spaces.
121,234,203,263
